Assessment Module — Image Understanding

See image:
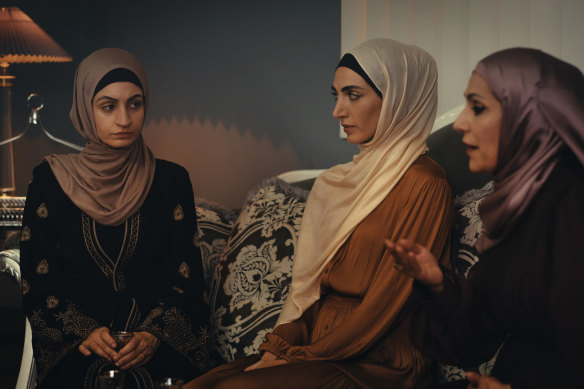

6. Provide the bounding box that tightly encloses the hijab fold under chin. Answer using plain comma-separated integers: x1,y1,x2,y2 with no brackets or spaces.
44,48,155,226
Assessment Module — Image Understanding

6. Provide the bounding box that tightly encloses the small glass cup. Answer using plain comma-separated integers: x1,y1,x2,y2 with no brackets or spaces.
156,377,185,388
97,369,125,389
110,331,133,351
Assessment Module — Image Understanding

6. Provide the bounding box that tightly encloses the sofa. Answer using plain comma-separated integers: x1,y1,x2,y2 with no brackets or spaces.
0,123,494,386
194,123,495,381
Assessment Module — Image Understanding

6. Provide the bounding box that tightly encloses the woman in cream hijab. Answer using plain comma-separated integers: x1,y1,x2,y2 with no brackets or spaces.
20,48,209,388
185,38,453,389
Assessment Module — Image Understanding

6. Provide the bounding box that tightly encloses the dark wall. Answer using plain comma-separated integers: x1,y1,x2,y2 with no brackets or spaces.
3,0,356,207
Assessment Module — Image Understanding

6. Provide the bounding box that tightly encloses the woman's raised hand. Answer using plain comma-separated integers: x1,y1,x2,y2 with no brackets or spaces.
384,239,444,294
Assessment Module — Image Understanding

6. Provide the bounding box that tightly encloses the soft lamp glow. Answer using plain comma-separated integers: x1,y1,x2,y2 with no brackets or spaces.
0,7,72,195
0,6,72,64
0,6,72,194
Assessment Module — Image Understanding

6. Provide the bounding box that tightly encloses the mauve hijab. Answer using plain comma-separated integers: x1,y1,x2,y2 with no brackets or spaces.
474,48,584,252
45,48,155,226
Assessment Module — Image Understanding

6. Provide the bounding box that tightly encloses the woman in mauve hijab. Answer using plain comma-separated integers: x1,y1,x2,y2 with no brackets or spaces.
387,48,584,389
20,48,209,388
184,38,454,389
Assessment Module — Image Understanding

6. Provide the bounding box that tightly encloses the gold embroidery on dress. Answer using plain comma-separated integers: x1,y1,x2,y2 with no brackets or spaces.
29,309,63,343
83,211,141,292
36,259,49,274
21,226,31,241
160,307,209,371
46,295,59,309
138,306,164,334
82,213,113,279
193,230,201,247
22,279,30,295
172,286,185,294
179,261,190,278
37,203,49,218
116,212,140,291
55,303,100,339
138,305,208,371
28,309,76,382
36,343,78,383
125,298,141,331
174,204,184,221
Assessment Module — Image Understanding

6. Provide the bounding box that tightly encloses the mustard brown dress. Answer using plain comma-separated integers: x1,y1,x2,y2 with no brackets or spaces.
188,154,453,389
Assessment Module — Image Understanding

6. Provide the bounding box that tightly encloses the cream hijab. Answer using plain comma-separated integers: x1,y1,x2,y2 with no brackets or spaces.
45,48,155,226
277,39,438,325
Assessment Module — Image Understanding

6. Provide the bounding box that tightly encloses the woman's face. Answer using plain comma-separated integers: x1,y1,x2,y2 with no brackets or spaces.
453,72,502,173
332,67,382,144
92,81,145,149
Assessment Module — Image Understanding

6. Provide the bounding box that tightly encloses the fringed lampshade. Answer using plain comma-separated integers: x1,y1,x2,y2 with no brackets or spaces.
0,6,72,194
0,6,72,64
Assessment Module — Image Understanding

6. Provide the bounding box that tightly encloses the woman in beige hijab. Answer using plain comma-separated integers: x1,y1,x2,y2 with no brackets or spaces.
185,38,453,389
20,48,209,388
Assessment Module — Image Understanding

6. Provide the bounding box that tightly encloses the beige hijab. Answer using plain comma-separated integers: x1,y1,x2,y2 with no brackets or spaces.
277,39,438,325
45,48,155,226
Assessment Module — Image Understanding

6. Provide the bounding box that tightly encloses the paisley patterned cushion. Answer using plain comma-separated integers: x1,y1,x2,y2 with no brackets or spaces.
0,248,21,283
195,199,237,302
439,181,500,383
207,178,308,362
452,181,493,278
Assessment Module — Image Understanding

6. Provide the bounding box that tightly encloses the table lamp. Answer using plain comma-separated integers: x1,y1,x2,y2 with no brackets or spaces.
0,6,72,194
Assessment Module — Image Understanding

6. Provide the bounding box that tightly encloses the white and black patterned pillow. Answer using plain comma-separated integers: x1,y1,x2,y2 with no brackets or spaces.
0,248,21,284
439,181,501,383
195,199,237,301
208,178,308,362
452,181,493,278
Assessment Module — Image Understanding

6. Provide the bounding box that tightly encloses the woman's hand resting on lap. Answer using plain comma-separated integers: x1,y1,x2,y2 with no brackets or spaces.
244,351,287,371
384,238,444,294
115,331,160,370
79,327,119,361
79,328,160,369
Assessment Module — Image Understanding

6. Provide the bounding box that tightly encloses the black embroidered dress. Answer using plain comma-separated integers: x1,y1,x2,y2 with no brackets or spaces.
20,159,209,388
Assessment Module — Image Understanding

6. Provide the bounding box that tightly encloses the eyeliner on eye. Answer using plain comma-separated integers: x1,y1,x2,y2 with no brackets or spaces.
472,106,485,115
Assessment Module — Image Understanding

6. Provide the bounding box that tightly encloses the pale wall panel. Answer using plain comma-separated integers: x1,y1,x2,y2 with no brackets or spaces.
499,0,531,48
560,0,584,68
468,0,500,76
387,0,416,44
413,0,442,62
439,0,469,114
529,0,562,56
340,0,367,57
341,0,584,120
367,0,391,39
